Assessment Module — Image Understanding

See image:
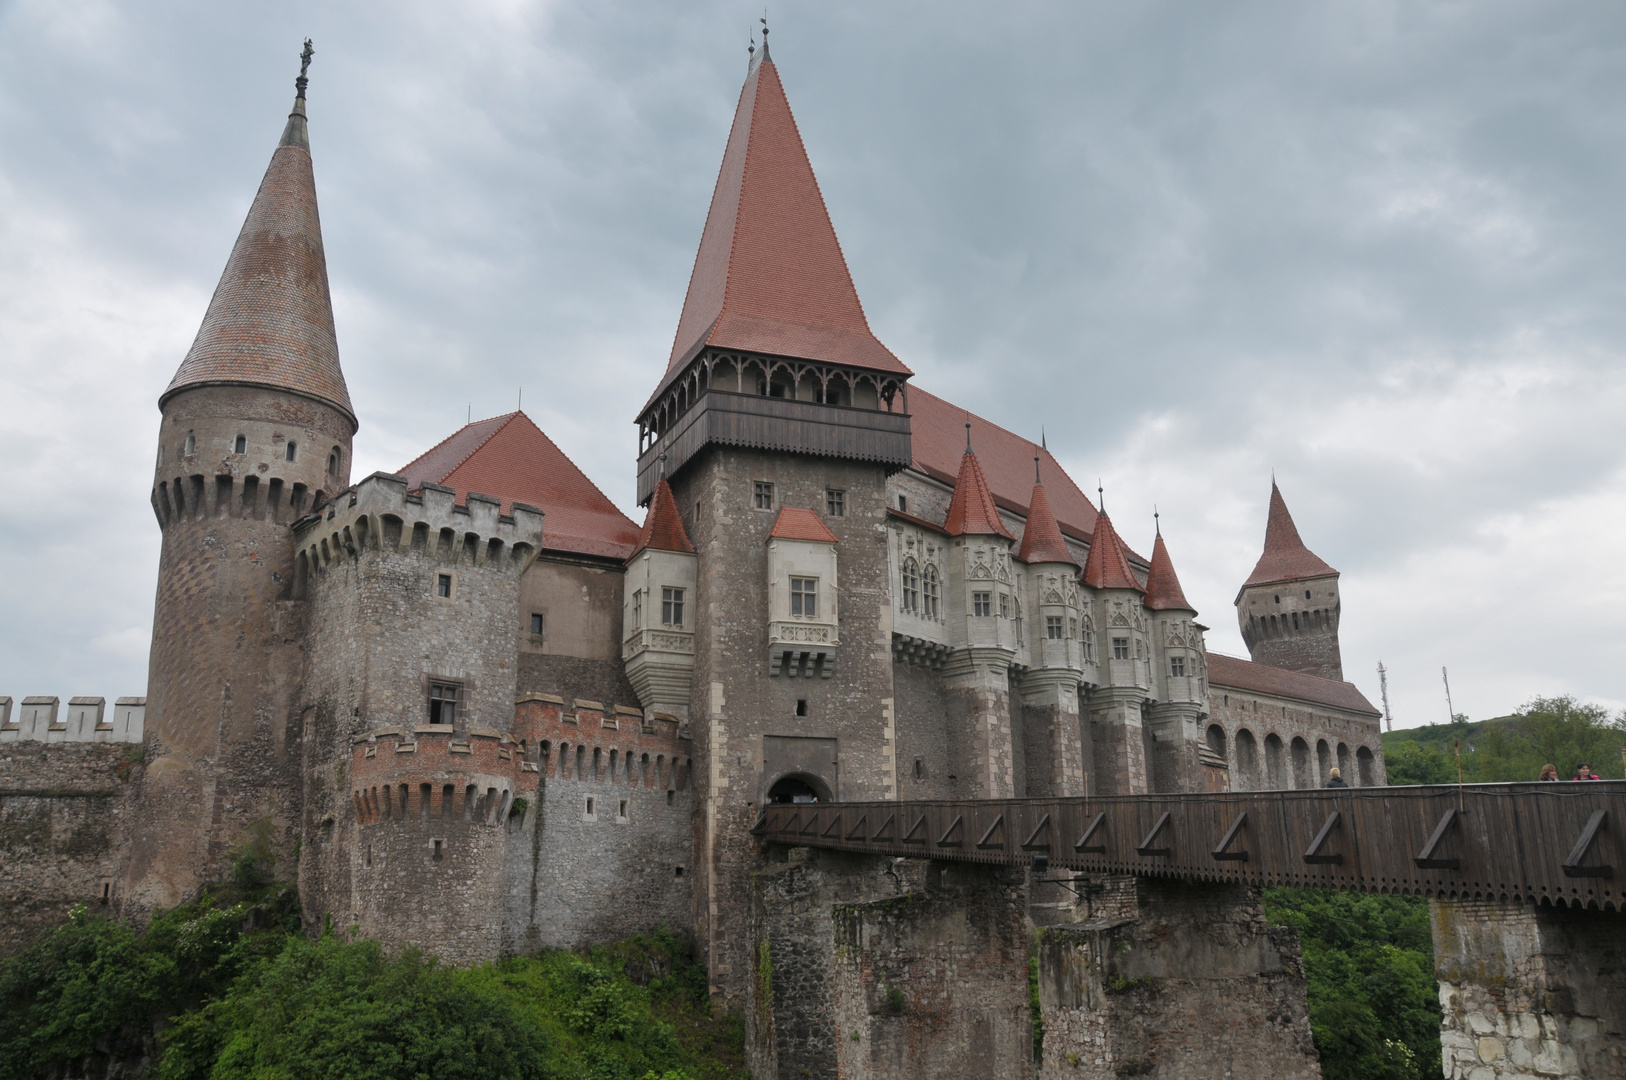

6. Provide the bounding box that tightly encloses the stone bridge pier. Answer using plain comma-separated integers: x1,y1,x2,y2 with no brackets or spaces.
1432,898,1625,1079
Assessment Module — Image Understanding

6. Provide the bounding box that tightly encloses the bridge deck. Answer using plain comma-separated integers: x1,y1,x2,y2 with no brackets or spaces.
753,782,1624,910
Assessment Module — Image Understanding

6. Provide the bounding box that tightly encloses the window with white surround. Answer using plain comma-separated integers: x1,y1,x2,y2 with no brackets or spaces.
1046,616,1064,639
1112,637,1130,660
790,577,818,617
662,587,684,627
973,592,992,617
632,590,643,628
923,565,940,618
901,559,919,613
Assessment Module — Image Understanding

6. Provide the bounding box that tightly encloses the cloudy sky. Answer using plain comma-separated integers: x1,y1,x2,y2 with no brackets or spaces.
3,1,1624,729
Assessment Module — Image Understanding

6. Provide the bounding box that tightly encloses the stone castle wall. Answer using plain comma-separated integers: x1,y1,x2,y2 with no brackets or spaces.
1206,687,1385,789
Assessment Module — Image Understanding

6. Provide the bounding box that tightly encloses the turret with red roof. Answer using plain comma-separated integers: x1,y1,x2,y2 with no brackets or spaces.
1235,481,1344,680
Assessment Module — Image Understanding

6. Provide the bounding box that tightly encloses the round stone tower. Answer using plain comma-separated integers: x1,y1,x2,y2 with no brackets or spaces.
124,52,357,915
1235,482,1343,681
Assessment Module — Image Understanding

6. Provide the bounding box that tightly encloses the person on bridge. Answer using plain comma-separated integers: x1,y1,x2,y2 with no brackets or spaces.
1539,764,1559,781
1325,768,1348,788
1573,762,1600,781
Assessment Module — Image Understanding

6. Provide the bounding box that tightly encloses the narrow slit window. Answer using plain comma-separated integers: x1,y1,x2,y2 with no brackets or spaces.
285,440,297,462
234,435,246,454
184,431,196,455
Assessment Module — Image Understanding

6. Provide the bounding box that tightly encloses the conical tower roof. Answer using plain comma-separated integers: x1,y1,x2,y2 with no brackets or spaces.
1016,473,1077,566
645,50,909,411
162,82,354,427
1144,531,1193,611
1082,509,1142,591
1242,482,1337,589
633,478,696,556
945,447,1013,539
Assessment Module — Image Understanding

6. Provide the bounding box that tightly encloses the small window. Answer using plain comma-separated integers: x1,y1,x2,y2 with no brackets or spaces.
790,577,818,617
286,440,298,462
901,558,919,613
585,797,595,817
436,573,452,598
662,587,685,627
328,449,340,475
184,431,196,455
674,865,685,877
754,481,774,510
826,489,845,517
897,494,907,513
1112,637,1130,660
973,592,992,617
913,757,924,780
1305,590,1312,600
233,434,246,454
998,594,1010,619
633,589,643,627
796,699,808,717
923,565,940,618
1170,656,1186,677
617,799,629,821
428,681,461,726
1046,616,1064,639
529,613,544,637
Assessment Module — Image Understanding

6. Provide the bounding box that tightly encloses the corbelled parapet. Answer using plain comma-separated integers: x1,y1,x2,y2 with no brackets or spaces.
0,696,145,744
514,695,693,788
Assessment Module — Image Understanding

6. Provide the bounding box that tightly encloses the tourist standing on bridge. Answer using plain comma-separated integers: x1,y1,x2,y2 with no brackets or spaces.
1325,768,1348,788
1573,762,1600,780
1539,764,1559,781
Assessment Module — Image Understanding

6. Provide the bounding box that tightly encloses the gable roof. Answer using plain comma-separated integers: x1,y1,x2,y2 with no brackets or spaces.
649,55,908,411
769,506,839,543
398,412,640,561
1081,510,1143,591
1207,653,1380,717
1242,482,1338,593
163,95,354,426
944,449,1014,539
906,387,1104,546
1143,533,1194,611
633,478,695,555
1016,480,1077,566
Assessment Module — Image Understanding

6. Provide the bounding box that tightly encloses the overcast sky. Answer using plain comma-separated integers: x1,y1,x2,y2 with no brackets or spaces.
3,1,1624,730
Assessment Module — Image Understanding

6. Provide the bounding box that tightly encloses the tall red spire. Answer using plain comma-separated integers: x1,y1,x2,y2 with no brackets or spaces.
632,478,696,556
944,448,1013,539
162,81,354,427
1242,482,1337,589
649,52,909,408
1016,476,1077,566
1144,532,1193,611
1082,510,1142,591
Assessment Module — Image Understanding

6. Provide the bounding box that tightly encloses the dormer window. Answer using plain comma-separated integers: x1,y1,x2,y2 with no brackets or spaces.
234,435,246,454
790,577,818,617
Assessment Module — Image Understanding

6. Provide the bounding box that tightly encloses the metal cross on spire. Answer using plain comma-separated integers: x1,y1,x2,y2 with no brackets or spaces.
296,38,314,100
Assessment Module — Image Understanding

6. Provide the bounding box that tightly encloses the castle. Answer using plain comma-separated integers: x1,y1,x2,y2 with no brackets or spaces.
3,44,1385,988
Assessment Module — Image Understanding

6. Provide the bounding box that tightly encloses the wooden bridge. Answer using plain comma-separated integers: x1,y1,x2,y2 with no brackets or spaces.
753,781,1625,910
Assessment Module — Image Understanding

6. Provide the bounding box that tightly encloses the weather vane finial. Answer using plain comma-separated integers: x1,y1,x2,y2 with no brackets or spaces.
1034,454,1041,484
296,38,314,100
1097,480,1105,514
1154,504,1161,537
759,10,771,61
964,420,973,454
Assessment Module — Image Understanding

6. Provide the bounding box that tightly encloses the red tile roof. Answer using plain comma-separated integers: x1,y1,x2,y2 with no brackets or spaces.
769,506,839,543
648,57,908,410
1242,482,1338,591
633,478,695,555
906,387,1104,547
1016,481,1077,566
944,450,1014,539
1143,533,1193,611
1208,653,1380,717
163,99,354,426
399,412,640,561
1081,510,1143,591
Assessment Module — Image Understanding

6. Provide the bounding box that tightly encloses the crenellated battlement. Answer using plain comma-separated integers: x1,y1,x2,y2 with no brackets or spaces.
293,472,544,592
350,727,536,829
0,696,144,744
152,469,335,530
514,695,693,790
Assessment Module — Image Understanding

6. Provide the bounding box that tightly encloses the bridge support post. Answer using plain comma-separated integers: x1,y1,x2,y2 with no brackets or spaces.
1431,898,1625,1079
1035,877,1320,1079
748,847,1033,1080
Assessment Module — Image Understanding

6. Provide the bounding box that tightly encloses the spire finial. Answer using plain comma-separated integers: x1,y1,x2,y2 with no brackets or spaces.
1097,481,1105,514
658,452,668,479
748,27,756,63
965,420,973,454
1154,505,1161,537
296,38,314,100
1041,426,1047,452
759,11,771,61
1034,454,1041,484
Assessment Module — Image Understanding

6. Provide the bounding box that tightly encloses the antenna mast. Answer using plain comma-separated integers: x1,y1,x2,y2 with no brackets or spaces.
1442,666,1456,724
1377,661,1392,732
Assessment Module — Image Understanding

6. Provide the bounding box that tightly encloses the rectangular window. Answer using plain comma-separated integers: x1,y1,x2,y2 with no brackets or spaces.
1112,637,1130,660
826,489,845,517
973,592,992,617
428,682,461,726
233,435,246,454
632,590,642,627
1170,656,1186,677
754,481,774,510
436,574,452,598
897,494,907,513
999,594,1010,619
661,587,685,627
529,612,544,636
790,577,818,617
1046,615,1064,639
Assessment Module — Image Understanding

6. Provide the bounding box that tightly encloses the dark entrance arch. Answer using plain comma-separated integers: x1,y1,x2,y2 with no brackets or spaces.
767,773,832,804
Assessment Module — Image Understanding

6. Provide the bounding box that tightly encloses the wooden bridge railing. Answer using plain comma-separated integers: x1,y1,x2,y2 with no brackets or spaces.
752,782,1625,909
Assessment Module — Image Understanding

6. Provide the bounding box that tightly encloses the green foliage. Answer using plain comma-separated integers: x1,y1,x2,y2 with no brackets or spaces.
1026,953,1043,1064
1266,888,1440,1080
1384,696,1625,784
0,902,742,1080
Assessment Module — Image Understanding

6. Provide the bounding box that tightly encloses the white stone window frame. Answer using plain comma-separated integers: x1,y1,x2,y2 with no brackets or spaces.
973,591,993,617
789,576,819,618
661,585,685,627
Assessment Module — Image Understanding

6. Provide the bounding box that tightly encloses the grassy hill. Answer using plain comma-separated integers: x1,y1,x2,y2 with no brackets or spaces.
1382,696,1625,785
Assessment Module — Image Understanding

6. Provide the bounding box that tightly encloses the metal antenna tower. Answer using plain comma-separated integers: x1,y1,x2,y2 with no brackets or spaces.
1442,666,1457,724
1377,661,1392,732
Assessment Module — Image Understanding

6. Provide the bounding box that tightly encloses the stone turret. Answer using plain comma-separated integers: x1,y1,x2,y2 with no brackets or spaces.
1142,526,1219,793
940,437,1019,798
1236,482,1342,680
126,52,355,915
1080,505,1150,795
1014,465,1085,797
624,478,698,717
